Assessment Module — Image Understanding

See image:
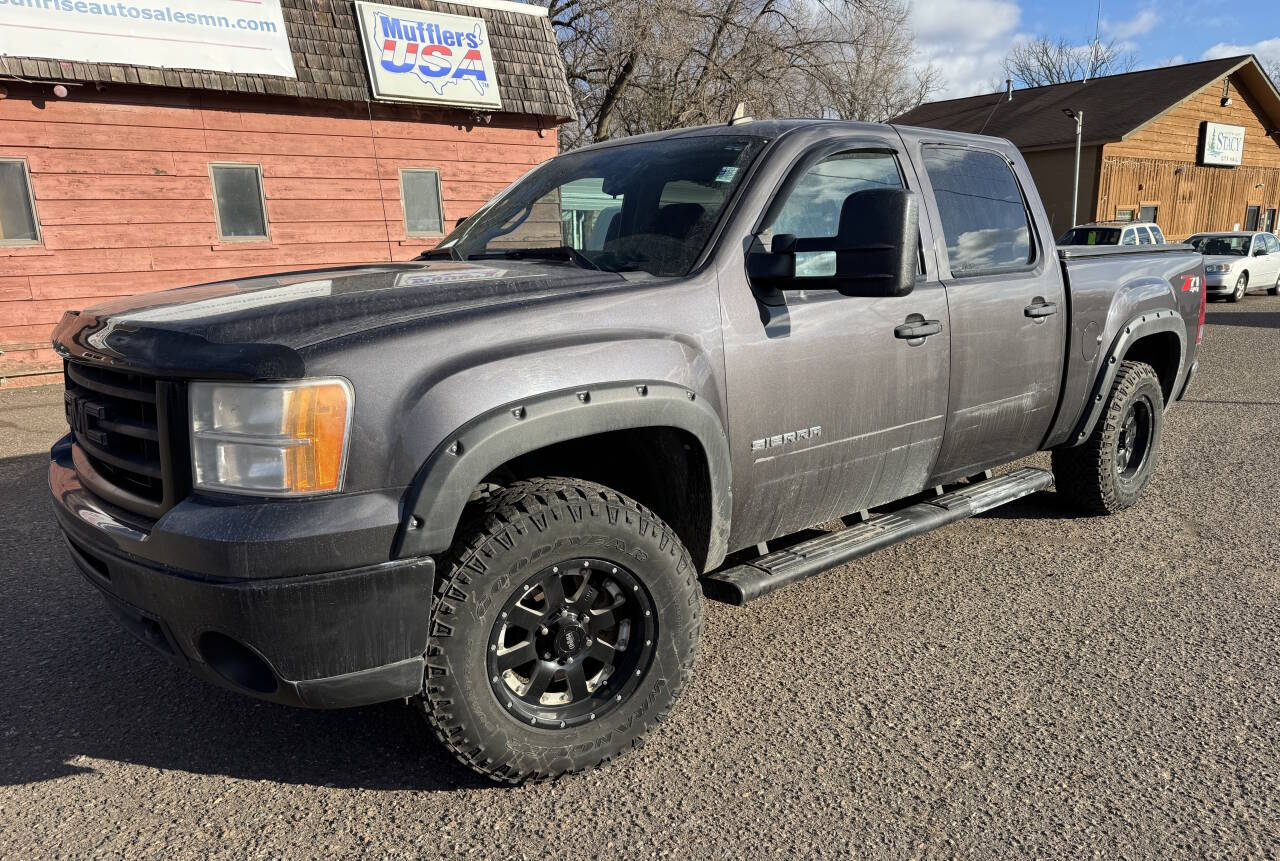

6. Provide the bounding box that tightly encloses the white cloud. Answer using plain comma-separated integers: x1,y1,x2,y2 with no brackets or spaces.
1101,8,1159,41
1202,37,1280,76
910,0,1024,98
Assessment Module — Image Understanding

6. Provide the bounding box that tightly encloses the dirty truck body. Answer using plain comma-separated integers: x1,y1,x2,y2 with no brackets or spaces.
48,120,1204,781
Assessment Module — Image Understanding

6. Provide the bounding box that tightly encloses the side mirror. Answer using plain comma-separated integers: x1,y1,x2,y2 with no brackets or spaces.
1254,247,1266,256
456,216,468,228
747,187,919,297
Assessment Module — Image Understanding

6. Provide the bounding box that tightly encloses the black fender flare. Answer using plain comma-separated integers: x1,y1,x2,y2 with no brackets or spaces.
393,381,732,571
1066,309,1186,446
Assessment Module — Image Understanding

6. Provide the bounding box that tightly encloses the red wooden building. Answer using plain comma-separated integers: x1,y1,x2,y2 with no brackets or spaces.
0,0,572,386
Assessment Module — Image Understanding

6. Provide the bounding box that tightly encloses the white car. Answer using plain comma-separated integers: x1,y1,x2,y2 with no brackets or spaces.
1185,232,1280,302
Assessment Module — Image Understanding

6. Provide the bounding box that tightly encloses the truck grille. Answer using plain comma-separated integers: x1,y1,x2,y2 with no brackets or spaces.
64,360,187,519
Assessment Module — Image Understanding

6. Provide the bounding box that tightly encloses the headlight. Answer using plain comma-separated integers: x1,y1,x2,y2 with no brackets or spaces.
1205,263,1230,273
189,379,353,496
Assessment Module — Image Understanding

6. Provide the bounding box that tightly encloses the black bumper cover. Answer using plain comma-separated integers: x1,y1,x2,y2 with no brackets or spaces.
50,440,434,709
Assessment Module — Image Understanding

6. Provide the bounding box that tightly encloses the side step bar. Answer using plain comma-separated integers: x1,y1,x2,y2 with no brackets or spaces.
701,467,1053,605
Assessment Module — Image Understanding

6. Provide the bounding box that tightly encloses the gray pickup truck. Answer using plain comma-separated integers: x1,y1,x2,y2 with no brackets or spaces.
48,119,1204,783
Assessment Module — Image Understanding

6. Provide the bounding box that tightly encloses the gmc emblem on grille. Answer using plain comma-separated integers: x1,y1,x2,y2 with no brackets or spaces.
64,392,110,447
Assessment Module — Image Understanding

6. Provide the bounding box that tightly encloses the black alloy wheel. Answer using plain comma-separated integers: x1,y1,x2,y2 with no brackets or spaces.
1113,397,1154,484
486,558,657,729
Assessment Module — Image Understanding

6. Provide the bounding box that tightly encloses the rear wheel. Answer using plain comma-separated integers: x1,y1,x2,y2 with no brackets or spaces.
418,478,702,783
1230,272,1248,302
1052,360,1164,515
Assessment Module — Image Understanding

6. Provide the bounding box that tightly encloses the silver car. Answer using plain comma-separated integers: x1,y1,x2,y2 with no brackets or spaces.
1186,232,1280,301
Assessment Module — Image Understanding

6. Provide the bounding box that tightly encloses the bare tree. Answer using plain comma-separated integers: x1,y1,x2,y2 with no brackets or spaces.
1003,36,1137,87
545,0,941,149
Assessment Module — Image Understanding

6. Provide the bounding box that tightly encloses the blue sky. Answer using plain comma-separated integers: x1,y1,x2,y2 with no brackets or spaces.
912,0,1280,98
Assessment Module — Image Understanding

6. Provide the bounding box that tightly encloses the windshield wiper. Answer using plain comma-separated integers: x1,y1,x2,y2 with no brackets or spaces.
416,246,461,261
467,246,602,271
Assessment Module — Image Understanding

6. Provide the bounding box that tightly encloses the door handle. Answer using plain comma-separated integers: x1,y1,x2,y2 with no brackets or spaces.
1024,300,1058,319
894,319,942,340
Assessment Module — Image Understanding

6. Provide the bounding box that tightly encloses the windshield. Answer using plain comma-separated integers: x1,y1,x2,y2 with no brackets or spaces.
430,135,766,277
1058,227,1120,245
1186,235,1249,256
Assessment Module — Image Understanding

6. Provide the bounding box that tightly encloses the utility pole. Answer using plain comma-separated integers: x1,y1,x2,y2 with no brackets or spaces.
1063,108,1084,226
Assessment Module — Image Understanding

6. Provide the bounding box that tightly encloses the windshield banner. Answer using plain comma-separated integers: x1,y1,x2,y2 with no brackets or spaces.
354,0,502,109
0,0,295,77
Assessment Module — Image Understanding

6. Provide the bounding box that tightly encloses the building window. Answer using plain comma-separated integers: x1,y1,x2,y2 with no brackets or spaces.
1139,205,1158,224
0,158,41,246
1115,209,1135,222
210,163,269,240
400,169,444,236
1244,205,1260,231
921,146,1034,276
1263,209,1277,233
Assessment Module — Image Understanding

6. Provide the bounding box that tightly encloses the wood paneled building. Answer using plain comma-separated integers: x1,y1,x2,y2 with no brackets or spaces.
895,56,1280,241
0,0,572,386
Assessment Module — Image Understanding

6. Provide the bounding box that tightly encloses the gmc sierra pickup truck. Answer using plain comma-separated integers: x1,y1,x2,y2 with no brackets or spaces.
48,120,1205,783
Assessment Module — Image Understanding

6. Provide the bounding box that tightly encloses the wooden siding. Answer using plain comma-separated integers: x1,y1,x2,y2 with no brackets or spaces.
0,84,558,386
1103,71,1280,168
1097,71,1280,239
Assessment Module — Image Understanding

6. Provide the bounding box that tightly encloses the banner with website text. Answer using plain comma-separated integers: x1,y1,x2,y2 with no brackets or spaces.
0,0,295,78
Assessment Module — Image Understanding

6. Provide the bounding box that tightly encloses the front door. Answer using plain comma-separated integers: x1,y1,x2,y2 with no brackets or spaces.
909,143,1067,484
718,138,951,547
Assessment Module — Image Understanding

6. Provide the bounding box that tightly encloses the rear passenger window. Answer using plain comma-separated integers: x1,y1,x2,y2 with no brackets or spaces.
1150,225,1165,243
921,147,1033,276
1137,227,1154,245
1121,229,1138,246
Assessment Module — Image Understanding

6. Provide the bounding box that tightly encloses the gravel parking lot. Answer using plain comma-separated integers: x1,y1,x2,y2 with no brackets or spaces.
1,297,1278,859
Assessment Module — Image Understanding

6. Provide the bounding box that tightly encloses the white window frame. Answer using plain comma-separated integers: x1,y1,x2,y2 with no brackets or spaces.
209,162,270,242
399,168,445,238
0,157,42,247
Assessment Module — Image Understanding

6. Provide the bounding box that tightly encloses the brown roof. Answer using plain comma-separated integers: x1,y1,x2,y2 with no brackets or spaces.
0,0,574,120
893,55,1280,150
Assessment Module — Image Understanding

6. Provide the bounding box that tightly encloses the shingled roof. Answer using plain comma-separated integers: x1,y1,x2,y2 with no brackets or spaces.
893,55,1280,150
0,0,575,120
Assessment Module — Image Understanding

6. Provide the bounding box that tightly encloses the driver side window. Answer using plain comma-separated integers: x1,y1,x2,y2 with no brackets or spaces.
765,151,904,276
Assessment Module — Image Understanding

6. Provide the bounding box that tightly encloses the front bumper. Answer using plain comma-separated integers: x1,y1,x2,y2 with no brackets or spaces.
1205,271,1234,294
50,436,434,709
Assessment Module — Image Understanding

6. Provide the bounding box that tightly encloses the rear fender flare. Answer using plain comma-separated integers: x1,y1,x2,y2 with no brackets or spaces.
1066,310,1185,446
393,381,732,569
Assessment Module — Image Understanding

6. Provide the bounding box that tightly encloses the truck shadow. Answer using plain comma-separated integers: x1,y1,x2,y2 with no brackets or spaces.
0,451,493,792
1203,309,1280,329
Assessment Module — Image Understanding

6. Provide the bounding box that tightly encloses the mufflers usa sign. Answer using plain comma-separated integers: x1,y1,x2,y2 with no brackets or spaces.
354,0,502,109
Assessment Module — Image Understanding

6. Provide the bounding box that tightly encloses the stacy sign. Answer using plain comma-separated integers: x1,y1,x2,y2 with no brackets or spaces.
1201,122,1245,167
0,0,295,77
355,0,502,109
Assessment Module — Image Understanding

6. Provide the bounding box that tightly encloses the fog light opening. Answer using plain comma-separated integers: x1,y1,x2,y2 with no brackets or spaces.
198,632,278,694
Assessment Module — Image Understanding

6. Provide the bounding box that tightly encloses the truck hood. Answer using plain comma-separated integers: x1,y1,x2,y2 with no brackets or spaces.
52,260,630,379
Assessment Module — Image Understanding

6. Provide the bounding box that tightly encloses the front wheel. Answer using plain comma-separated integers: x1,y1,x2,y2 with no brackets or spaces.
1230,272,1248,302
418,478,702,783
1052,360,1164,515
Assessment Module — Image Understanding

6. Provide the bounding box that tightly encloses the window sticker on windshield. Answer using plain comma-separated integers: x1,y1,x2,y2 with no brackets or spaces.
715,166,739,183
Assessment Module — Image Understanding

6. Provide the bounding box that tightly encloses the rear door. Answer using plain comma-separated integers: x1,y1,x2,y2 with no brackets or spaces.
906,141,1068,484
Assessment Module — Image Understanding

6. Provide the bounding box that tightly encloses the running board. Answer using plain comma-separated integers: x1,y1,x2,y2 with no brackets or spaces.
701,467,1053,605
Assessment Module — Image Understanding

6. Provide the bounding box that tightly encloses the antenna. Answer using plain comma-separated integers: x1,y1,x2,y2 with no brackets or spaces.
1085,0,1101,82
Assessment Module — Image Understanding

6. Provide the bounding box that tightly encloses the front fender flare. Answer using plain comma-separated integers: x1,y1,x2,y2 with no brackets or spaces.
1066,308,1186,446
393,381,732,570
